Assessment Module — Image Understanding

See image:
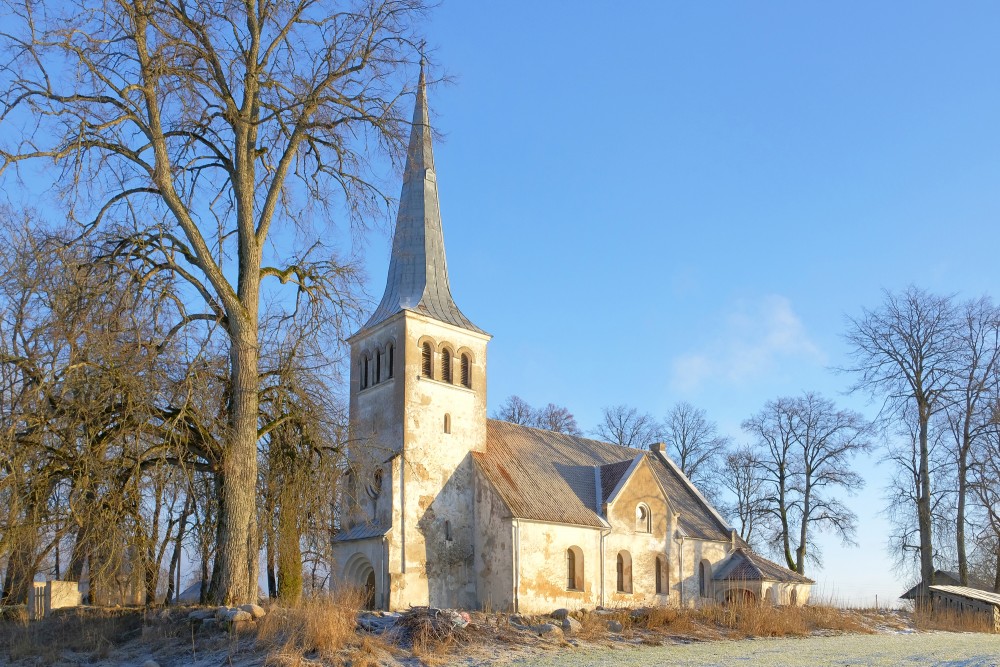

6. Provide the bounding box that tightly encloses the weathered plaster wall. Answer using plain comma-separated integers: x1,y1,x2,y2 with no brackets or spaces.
676,538,731,607
393,312,490,609
604,459,677,607
473,466,514,611
515,520,602,613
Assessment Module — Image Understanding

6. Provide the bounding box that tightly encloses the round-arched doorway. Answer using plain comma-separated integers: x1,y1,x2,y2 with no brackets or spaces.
343,553,377,609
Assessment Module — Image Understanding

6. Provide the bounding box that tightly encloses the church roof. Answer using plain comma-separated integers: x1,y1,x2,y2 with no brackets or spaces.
713,547,814,584
473,419,734,540
362,64,484,334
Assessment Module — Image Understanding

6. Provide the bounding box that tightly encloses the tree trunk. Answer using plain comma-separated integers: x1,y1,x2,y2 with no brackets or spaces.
957,447,968,586
208,315,261,605
165,493,192,604
917,407,935,592
277,481,303,604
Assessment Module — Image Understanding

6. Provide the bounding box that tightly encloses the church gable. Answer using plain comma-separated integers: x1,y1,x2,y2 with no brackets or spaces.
602,456,673,539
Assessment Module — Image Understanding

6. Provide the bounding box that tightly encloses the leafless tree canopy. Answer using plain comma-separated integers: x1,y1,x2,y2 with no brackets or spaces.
742,392,872,575
0,0,429,604
592,404,660,449
491,396,582,436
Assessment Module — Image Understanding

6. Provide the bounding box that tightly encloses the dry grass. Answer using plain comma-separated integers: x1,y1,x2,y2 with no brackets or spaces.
634,603,873,639
912,607,997,634
257,588,368,664
0,606,144,663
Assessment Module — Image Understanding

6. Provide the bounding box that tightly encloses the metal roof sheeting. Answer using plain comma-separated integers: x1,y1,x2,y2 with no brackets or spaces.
930,585,1000,607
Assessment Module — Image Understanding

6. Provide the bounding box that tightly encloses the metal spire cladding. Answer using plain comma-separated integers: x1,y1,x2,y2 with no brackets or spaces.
362,63,483,334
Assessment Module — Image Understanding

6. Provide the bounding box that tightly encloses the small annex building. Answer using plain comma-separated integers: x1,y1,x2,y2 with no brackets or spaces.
330,66,813,613
900,569,994,607
928,585,1000,632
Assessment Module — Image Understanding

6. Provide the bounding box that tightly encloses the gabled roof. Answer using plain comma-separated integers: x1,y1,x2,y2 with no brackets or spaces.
713,547,814,584
334,521,389,543
472,419,733,540
929,585,1000,607
900,570,993,599
599,457,640,506
361,63,484,335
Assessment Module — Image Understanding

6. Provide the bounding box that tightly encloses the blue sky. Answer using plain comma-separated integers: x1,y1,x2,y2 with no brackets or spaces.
354,2,1000,605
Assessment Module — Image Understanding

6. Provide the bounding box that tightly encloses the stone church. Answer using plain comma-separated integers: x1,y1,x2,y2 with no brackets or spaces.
331,68,812,613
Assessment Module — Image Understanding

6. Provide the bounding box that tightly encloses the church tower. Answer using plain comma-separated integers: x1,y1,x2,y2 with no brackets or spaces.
336,64,491,610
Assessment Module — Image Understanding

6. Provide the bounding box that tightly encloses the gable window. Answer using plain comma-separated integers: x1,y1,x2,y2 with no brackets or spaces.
421,342,433,378
656,555,669,594
461,353,471,388
387,344,394,379
636,504,651,533
566,546,584,591
444,413,451,434
361,354,370,389
445,520,453,542
616,551,632,593
441,348,453,383
375,349,382,384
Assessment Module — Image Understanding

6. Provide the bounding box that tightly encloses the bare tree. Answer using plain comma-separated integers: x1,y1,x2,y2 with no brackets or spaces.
743,393,871,575
943,297,1000,584
491,396,581,435
844,287,960,589
662,401,729,500
0,0,428,604
593,405,660,448
971,411,1000,591
719,445,770,550
536,403,582,436
492,396,537,426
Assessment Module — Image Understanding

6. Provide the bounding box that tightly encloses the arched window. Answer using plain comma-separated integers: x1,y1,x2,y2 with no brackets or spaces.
566,546,583,590
616,551,632,593
444,520,452,542
387,344,394,379
636,504,651,533
443,413,451,434
374,348,382,384
699,559,712,599
441,348,453,383
361,354,369,389
460,353,471,388
655,555,669,594
421,342,433,378
790,588,798,606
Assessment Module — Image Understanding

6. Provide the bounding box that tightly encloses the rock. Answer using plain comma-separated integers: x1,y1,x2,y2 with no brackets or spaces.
550,608,570,620
214,606,230,620
200,618,218,631
187,609,215,621
561,617,582,634
508,613,526,627
141,661,160,667
606,620,623,632
531,623,563,640
226,609,253,623
239,603,266,619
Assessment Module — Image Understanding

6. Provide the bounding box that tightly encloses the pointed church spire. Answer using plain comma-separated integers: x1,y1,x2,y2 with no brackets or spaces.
363,62,484,334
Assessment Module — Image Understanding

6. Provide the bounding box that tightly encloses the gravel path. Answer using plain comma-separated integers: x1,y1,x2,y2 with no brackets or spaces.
504,632,1000,667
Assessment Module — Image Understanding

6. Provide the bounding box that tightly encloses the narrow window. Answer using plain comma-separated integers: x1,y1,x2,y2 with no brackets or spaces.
566,546,583,590
421,342,432,378
636,504,650,533
444,520,452,542
699,560,712,598
656,555,669,594
375,349,381,384
444,413,451,434
441,348,452,383
387,344,394,379
361,355,369,389
616,551,632,593
461,353,471,388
